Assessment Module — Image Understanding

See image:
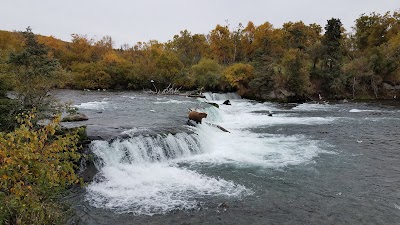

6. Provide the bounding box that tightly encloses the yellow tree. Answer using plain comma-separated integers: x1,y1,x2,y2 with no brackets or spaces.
0,113,82,225
224,63,254,95
241,21,257,62
92,36,113,61
64,34,94,65
209,24,234,65
37,35,67,60
282,21,322,51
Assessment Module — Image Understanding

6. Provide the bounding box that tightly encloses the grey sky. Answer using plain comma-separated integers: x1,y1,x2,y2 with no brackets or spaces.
1,0,399,47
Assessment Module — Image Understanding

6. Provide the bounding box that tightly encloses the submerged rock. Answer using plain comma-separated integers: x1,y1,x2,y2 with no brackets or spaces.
62,113,89,122
206,102,220,108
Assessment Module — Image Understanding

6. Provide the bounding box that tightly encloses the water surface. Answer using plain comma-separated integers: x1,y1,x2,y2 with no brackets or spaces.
57,90,400,225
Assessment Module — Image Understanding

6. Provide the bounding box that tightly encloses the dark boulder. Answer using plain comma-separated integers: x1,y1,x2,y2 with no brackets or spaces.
222,100,231,105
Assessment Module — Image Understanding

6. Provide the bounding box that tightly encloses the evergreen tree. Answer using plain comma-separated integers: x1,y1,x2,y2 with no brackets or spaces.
321,18,345,95
8,27,63,115
284,49,311,97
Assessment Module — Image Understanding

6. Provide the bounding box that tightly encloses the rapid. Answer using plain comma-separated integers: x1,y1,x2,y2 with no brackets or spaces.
56,90,400,225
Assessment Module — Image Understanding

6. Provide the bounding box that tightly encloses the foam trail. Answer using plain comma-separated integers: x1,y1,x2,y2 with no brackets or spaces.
293,103,338,111
349,109,381,113
154,99,195,104
86,163,249,215
75,101,108,110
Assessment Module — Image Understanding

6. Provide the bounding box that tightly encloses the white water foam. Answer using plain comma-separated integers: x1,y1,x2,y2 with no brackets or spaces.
86,132,250,215
86,163,249,215
122,95,136,100
293,103,337,111
75,101,108,110
181,100,331,167
86,98,332,215
349,109,381,113
120,127,151,136
216,100,335,129
154,99,195,104
184,126,325,168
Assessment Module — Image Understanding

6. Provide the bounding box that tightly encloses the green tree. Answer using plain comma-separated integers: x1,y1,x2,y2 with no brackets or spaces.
154,51,184,86
8,27,64,115
350,11,400,98
322,18,343,65
283,49,311,97
191,58,223,90
0,74,17,132
70,62,111,89
354,12,398,51
168,30,209,67
250,22,281,97
321,18,345,94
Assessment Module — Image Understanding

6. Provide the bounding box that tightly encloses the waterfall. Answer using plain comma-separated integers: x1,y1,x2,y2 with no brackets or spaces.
85,123,249,216
203,92,241,101
85,94,331,216
91,132,205,169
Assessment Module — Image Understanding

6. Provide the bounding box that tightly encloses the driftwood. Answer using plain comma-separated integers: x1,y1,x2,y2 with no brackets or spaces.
143,83,182,95
162,83,182,95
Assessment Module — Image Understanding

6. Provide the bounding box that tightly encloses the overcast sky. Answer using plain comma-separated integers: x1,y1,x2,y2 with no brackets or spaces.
1,0,399,47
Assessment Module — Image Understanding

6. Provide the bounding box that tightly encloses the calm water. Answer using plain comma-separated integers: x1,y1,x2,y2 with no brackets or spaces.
56,90,400,225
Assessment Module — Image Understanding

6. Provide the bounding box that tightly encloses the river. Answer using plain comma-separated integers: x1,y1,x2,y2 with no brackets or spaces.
55,90,400,225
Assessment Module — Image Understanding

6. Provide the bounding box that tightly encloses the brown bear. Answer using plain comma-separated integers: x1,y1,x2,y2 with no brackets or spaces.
188,111,208,124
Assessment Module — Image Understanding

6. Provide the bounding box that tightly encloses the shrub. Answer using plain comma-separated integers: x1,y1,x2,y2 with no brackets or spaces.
0,112,82,225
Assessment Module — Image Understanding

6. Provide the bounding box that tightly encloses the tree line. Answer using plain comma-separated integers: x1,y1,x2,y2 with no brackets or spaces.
1,11,400,101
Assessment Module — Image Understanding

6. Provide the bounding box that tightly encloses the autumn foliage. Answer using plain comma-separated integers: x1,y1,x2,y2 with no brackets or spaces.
1,11,400,101
0,113,82,225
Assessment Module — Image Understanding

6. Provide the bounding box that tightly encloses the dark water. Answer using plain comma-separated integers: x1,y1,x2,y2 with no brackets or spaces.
56,90,199,140
57,90,400,225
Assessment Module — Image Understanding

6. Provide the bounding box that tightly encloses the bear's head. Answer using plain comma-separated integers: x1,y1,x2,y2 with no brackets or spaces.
199,112,207,118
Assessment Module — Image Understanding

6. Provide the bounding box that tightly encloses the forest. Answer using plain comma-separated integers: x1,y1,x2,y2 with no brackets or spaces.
0,11,399,102
0,10,400,224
